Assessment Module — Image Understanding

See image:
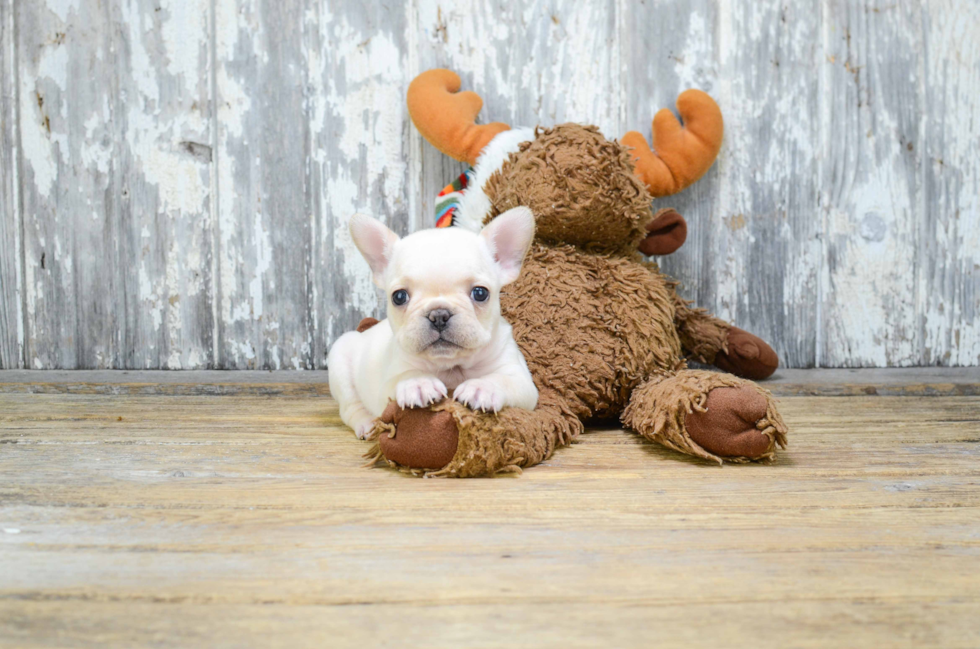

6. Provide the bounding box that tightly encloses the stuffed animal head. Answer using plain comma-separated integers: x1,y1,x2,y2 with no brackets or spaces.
408,69,723,257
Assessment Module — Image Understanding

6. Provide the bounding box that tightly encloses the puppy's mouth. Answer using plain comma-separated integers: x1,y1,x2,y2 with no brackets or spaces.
424,337,463,351
418,332,472,358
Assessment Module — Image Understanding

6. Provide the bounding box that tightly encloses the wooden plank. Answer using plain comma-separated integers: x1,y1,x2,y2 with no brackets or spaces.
0,391,978,648
1,600,977,649
717,0,821,368
212,0,313,369
820,0,924,366
15,0,214,370
112,0,215,370
16,0,112,368
919,0,980,366
311,0,416,363
0,0,22,368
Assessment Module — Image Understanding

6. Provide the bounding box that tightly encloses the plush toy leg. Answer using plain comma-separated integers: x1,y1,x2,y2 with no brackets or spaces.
365,388,582,478
622,369,787,464
671,292,779,380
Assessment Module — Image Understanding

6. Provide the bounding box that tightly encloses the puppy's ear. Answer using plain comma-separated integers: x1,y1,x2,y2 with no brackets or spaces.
480,206,535,285
349,213,400,287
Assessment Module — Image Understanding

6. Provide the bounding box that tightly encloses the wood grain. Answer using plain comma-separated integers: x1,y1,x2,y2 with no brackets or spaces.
0,0,22,368
717,0,822,369
2,0,979,369
1,388,978,647
821,0,924,367
919,0,980,366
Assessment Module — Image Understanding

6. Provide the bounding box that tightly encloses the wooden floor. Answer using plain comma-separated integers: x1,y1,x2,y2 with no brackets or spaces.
1,370,979,648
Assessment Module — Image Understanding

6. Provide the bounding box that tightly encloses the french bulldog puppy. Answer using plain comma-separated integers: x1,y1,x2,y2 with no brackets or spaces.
328,207,539,439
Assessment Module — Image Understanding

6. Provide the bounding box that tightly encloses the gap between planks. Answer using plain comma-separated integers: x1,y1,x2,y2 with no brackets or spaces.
0,368,976,397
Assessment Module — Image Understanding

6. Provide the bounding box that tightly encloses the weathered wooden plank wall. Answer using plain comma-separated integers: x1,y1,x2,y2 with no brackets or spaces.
0,0,977,369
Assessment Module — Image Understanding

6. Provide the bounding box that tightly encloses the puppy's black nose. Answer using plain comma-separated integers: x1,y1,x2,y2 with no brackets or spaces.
427,309,453,332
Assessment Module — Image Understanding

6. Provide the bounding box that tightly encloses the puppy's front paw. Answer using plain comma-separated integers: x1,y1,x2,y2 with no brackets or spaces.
344,410,378,440
396,377,447,409
453,379,506,413
354,419,377,440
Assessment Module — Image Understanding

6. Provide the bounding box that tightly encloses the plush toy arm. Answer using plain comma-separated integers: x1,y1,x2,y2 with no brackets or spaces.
366,388,581,477
669,285,779,380
672,290,731,364
622,90,723,197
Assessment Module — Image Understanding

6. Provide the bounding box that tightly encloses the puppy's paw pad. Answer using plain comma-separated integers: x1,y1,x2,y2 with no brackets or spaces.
396,377,448,409
453,379,506,413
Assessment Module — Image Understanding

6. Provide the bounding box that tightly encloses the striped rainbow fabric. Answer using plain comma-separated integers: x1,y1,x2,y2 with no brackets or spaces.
434,169,473,228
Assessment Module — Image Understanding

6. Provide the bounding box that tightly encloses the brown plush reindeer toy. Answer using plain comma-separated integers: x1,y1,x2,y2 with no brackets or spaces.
362,69,787,477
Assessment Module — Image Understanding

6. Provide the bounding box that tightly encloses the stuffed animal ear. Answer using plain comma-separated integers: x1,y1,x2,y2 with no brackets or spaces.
480,207,535,285
638,208,687,256
349,213,400,287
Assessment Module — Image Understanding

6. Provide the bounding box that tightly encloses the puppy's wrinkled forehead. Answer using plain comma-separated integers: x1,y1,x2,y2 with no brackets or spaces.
387,228,494,287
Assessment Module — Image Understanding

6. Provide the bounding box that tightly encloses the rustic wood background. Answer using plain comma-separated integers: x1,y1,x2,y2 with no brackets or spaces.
0,0,977,370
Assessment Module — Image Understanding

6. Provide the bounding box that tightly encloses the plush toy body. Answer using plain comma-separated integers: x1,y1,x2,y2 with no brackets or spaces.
361,70,787,477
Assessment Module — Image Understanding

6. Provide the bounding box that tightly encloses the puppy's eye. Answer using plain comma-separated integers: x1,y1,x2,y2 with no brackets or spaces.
470,286,490,302
391,289,409,306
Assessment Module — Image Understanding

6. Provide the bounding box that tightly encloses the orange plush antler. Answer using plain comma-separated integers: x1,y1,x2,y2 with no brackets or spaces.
407,69,511,165
622,90,724,197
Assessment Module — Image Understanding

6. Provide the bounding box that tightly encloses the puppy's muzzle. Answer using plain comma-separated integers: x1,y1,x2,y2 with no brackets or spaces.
427,308,453,332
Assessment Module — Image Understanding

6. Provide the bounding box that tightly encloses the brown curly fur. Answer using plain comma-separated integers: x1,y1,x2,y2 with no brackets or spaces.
670,286,731,364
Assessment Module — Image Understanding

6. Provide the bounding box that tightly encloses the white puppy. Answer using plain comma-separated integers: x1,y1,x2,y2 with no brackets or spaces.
328,207,539,439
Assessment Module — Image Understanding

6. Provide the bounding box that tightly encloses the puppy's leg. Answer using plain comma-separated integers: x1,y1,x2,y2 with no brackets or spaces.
327,331,377,440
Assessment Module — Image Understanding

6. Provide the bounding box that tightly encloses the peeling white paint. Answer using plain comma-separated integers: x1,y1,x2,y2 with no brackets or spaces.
46,0,80,22
19,41,68,199
248,211,271,320
159,0,205,92
143,147,208,214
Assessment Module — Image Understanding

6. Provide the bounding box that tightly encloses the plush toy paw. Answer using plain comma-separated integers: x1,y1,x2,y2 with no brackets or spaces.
376,402,459,470
685,385,773,459
396,377,448,409
453,379,505,413
714,327,779,380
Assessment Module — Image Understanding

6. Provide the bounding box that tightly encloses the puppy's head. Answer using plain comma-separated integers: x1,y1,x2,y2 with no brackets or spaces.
349,207,534,363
